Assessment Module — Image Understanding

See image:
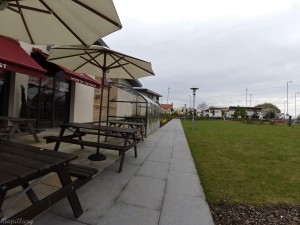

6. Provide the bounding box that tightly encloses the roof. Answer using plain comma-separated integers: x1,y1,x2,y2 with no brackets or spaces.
209,106,228,110
127,79,142,87
229,106,263,110
109,82,159,106
161,103,173,109
133,87,163,97
0,35,46,78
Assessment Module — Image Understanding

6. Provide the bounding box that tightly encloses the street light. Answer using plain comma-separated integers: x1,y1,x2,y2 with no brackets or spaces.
190,88,199,130
167,87,170,104
189,95,191,109
246,88,248,117
184,104,187,120
295,92,299,119
287,81,293,117
284,101,286,119
250,93,252,116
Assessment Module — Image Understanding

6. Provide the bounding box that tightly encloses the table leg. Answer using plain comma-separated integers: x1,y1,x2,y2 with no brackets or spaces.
140,126,144,141
132,133,138,158
57,166,83,217
119,135,130,173
7,123,19,140
22,183,39,204
26,122,40,143
54,127,65,151
72,128,84,149
0,190,6,218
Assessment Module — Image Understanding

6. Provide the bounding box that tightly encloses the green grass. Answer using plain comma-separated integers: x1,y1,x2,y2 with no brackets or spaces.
181,120,300,205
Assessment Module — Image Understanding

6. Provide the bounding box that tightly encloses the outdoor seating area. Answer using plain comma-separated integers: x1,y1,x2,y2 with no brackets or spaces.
0,1,217,224
0,119,213,225
43,122,140,173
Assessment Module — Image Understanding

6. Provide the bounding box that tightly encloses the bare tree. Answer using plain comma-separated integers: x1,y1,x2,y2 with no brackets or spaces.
197,102,209,111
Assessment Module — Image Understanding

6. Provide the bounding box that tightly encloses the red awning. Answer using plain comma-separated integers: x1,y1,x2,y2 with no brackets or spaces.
32,48,100,88
0,36,45,78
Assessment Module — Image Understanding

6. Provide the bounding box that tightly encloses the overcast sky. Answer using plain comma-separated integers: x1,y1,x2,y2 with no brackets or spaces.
104,0,300,116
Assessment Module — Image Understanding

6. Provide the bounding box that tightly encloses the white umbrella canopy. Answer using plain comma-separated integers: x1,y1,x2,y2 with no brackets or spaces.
47,45,155,79
0,0,122,45
47,44,155,161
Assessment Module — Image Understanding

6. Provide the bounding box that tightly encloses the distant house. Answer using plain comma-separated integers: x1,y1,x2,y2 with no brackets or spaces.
161,103,174,114
206,106,228,118
227,106,263,118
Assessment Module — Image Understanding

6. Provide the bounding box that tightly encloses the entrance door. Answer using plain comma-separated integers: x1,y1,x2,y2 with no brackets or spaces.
28,75,70,128
0,70,10,116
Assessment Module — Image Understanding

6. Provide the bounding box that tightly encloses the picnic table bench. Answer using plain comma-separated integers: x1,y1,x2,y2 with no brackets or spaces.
106,120,146,141
0,116,40,143
44,122,140,173
0,139,98,225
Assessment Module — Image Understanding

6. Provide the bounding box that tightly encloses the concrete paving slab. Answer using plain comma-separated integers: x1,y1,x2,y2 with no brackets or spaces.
50,179,125,225
169,157,197,174
159,192,214,225
34,211,86,225
147,149,172,163
118,176,166,211
137,160,169,179
166,171,205,197
97,202,160,225
171,148,194,161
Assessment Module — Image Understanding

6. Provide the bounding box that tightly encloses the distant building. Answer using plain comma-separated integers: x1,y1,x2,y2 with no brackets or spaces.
161,103,173,114
133,87,162,105
203,106,228,118
228,106,263,118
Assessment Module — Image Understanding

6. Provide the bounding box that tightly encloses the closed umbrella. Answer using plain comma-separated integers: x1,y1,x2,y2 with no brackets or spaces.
48,44,155,160
0,0,122,45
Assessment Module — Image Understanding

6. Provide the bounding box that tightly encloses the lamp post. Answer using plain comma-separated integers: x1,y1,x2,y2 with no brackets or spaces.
295,92,299,119
190,88,199,130
284,101,286,119
287,81,293,117
246,88,248,117
167,87,170,104
184,104,187,120
250,93,252,116
189,95,191,109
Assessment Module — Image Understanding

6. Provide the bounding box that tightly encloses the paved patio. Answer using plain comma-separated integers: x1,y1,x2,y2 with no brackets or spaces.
4,119,214,225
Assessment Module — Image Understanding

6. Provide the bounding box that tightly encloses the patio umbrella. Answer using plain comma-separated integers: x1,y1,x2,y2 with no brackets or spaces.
0,0,122,45
47,44,155,160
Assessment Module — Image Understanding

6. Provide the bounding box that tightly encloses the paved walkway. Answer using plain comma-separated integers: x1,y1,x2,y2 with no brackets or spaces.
34,119,214,225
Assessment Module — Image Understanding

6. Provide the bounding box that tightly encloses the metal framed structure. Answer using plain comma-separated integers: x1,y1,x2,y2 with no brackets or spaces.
107,82,160,134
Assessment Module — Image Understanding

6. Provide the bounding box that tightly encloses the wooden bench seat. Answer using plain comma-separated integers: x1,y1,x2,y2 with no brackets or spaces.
43,136,137,151
43,135,138,172
66,163,98,190
81,130,143,141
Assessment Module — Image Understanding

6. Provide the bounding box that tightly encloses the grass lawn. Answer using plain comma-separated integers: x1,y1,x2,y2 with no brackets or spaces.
181,120,300,205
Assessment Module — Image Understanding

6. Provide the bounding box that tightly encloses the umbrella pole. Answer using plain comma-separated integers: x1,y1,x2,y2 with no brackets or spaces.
88,70,107,161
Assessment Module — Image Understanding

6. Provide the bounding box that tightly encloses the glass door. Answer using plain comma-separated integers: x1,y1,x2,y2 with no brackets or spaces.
0,70,10,116
28,75,70,128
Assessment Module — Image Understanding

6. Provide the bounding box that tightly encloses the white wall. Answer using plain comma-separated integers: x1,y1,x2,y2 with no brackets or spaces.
70,83,94,122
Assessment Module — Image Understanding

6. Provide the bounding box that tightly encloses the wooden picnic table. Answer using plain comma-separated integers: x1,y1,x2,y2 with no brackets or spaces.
0,116,39,143
0,139,97,225
44,122,140,172
106,120,146,141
